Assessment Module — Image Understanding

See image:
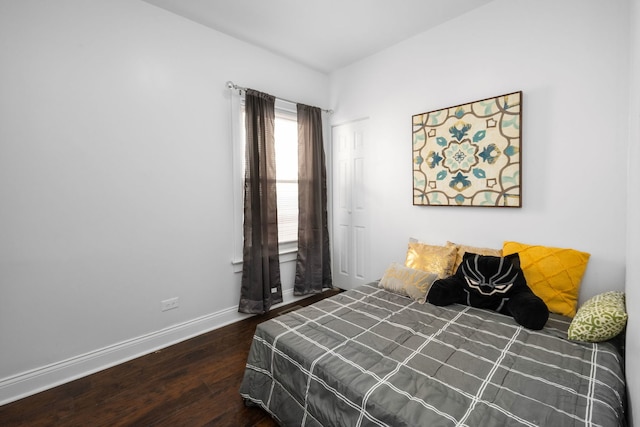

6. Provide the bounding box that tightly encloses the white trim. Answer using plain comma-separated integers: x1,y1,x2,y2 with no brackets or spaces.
230,90,245,266
231,245,298,273
0,287,311,406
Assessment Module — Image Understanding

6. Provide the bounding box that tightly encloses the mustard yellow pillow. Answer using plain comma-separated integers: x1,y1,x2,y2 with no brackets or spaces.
379,263,439,304
503,241,590,317
446,241,502,272
405,242,457,278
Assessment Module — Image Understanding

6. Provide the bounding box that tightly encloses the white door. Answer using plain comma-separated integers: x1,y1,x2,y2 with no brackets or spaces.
331,119,369,290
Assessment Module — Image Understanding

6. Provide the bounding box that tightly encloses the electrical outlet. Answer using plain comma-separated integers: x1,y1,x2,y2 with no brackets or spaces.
161,297,179,312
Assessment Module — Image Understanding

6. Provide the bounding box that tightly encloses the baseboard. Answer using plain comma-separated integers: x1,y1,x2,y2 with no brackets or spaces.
0,289,306,406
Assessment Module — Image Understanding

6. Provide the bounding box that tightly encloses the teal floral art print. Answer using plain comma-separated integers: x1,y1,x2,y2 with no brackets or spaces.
412,91,522,207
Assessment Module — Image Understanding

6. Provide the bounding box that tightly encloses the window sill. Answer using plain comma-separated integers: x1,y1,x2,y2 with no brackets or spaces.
232,246,298,273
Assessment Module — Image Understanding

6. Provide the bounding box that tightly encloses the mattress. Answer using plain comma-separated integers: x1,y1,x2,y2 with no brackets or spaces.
239,283,626,426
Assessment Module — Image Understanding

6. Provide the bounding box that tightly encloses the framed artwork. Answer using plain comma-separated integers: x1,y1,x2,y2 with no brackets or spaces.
412,91,522,207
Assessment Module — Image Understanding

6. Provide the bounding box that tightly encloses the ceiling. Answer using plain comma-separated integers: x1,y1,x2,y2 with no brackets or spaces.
142,0,495,73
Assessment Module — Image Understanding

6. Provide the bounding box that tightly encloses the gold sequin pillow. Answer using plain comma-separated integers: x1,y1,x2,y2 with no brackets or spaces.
405,242,457,278
379,263,439,304
568,291,627,342
446,241,502,272
503,241,590,317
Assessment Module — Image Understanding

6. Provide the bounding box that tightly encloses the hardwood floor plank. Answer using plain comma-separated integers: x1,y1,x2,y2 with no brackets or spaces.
0,288,340,426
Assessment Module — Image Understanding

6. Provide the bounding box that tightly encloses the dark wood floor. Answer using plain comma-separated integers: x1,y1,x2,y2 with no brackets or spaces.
0,289,342,426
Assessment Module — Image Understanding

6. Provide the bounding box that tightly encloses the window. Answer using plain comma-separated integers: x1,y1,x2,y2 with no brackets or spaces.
231,95,299,269
273,109,299,244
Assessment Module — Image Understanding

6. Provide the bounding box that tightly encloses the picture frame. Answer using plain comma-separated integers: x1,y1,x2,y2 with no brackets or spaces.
412,91,522,207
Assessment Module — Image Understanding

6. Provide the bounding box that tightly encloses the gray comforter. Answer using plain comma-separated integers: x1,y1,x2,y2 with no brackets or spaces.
240,283,626,426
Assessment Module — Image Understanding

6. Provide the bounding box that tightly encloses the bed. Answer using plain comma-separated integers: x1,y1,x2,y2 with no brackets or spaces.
239,283,626,426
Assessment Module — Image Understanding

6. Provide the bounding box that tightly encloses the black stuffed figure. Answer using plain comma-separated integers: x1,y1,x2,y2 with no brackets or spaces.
427,252,549,330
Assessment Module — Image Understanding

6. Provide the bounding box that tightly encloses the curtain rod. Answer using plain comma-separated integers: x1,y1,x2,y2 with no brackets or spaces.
226,81,333,114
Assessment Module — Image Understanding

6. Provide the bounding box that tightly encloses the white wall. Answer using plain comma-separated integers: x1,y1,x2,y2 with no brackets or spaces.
329,0,629,303
626,0,640,424
0,0,328,403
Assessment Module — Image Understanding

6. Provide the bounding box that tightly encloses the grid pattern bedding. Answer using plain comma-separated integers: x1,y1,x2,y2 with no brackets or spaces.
240,283,626,426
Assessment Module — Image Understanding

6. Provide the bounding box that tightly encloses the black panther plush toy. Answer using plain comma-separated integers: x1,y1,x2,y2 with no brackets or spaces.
426,252,549,330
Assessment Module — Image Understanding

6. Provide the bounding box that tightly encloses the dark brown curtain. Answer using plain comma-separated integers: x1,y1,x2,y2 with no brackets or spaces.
238,89,282,314
294,104,332,295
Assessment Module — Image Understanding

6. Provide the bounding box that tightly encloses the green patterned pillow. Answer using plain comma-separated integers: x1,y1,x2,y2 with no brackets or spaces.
567,291,627,342
379,263,438,304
